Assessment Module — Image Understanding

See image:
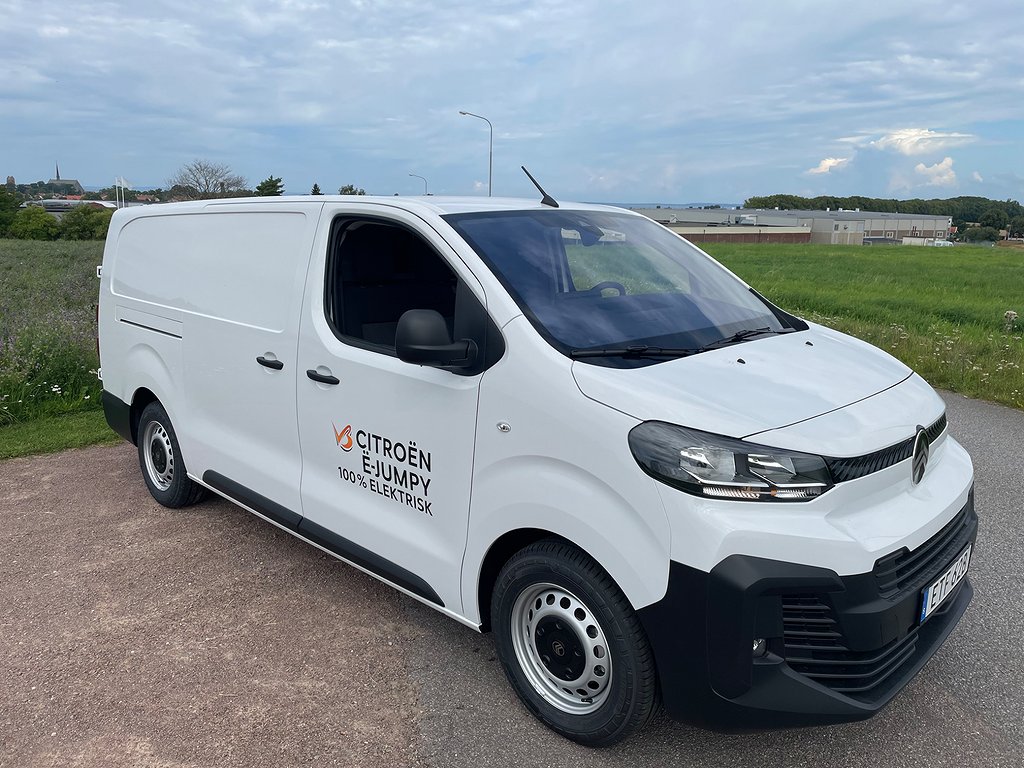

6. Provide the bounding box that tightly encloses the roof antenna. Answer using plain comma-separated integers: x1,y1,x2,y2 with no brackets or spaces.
521,166,559,208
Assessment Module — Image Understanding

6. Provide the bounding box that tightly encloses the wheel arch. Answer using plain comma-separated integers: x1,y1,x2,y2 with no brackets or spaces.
476,528,567,632
128,387,159,445
461,458,672,628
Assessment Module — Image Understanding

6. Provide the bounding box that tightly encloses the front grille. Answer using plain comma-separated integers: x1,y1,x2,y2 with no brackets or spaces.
873,500,972,599
782,595,918,698
826,413,947,483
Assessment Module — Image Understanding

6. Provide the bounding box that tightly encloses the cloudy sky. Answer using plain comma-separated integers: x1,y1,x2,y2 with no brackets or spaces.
2,0,1021,203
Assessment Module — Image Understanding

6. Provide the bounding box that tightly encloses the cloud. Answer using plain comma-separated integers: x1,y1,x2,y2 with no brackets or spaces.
972,171,984,182
39,25,70,38
0,1,1018,201
872,128,974,156
806,157,850,175
915,157,956,187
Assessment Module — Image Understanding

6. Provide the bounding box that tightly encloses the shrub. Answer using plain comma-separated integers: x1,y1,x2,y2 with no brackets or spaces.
59,205,114,240
0,190,19,237
8,206,59,240
960,226,999,242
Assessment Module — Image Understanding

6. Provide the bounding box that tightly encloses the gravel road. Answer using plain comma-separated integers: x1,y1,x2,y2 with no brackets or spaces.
0,444,423,767
1,390,1021,767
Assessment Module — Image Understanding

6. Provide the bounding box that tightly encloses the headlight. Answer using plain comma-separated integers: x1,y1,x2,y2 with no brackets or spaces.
628,421,833,502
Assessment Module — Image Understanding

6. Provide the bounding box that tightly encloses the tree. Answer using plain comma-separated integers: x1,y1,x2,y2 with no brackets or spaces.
255,175,284,196
59,205,114,240
9,206,60,240
338,184,366,195
310,183,323,195
960,226,999,242
979,207,1009,231
1008,215,1024,238
167,160,248,200
0,190,21,237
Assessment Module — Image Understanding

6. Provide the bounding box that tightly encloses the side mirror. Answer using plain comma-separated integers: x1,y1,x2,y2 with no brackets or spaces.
396,309,478,369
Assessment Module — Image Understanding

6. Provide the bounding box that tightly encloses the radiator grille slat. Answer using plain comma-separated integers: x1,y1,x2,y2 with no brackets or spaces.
826,413,946,483
873,501,971,599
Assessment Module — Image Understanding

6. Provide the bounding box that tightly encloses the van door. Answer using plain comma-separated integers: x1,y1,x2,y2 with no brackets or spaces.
295,210,489,612
153,206,322,520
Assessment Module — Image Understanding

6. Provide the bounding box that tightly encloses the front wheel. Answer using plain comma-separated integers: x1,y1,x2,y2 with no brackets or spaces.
491,539,659,746
137,401,206,508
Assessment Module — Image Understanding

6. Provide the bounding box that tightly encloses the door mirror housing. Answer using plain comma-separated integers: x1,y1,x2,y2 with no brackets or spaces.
396,309,479,369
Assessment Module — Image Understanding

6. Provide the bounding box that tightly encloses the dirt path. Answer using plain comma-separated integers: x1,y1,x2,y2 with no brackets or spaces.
0,443,424,768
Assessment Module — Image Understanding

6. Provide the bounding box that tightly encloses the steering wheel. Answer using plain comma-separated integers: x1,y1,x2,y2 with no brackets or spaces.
588,281,627,296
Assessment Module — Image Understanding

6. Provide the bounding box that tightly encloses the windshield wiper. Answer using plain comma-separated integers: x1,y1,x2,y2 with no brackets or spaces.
697,327,791,352
570,345,699,359
571,329,796,359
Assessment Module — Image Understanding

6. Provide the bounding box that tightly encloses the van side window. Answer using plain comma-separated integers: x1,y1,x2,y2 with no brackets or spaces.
326,220,458,350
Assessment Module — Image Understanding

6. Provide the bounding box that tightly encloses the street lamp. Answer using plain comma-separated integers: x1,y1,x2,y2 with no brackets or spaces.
458,110,492,196
408,172,428,195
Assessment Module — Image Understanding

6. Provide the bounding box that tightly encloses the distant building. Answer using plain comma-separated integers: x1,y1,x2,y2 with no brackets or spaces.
633,207,953,246
23,199,116,216
46,163,85,196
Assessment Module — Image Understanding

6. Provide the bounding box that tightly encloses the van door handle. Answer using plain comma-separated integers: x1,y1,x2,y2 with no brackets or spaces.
256,356,284,370
306,369,340,385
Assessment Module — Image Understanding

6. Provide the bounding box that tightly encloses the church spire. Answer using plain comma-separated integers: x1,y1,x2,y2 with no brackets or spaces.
55,163,60,181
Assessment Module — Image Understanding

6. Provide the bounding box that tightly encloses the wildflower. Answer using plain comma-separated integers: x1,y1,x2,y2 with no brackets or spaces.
1006,310,1019,332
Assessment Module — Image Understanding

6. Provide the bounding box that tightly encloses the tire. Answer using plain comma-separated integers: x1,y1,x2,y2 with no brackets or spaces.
491,539,659,746
136,401,206,508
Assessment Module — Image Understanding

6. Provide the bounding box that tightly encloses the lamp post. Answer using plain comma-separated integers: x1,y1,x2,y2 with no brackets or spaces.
458,110,492,196
408,172,428,195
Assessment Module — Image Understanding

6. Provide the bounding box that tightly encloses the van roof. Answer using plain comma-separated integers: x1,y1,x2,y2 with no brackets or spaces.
136,196,632,217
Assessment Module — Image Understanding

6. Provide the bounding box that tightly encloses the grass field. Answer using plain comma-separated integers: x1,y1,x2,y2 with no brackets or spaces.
702,242,1023,409
0,240,105,431
0,238,1021,459
0,410,119,460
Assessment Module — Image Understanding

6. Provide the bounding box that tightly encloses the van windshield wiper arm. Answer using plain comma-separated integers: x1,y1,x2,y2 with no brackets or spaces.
697,327,790,352
570,345,699,359
571,328,796,359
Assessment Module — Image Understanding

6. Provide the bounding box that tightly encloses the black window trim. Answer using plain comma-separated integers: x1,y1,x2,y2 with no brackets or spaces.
323,213,506,374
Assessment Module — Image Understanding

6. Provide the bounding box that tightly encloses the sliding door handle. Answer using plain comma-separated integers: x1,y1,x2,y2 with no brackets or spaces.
306,369,340,385
256,356,284,370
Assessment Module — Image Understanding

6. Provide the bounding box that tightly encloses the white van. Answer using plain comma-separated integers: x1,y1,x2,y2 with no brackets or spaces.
98,195,976,745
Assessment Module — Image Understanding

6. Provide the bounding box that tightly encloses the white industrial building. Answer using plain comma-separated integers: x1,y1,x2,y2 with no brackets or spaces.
633,207,953,246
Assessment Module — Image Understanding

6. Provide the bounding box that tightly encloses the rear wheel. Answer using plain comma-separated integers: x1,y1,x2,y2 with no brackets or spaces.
137,401,206,508
491,539,659,746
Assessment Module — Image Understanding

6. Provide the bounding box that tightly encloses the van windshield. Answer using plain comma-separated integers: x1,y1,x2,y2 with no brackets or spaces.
443,210,791,366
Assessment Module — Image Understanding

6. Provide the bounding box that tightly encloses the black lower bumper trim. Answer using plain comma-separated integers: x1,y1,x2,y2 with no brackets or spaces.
638,495,977,731
101,390,133,443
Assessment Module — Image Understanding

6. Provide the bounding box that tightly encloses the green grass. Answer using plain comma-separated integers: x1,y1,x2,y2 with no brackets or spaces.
0,239,104,427
702,243,1024,409
0,410,120,460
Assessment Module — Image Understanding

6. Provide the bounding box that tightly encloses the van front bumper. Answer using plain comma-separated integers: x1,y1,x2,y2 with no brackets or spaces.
637,490,977,730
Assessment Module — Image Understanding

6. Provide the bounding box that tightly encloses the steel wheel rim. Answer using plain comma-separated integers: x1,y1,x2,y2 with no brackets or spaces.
510,582,613,714
142,419,174,491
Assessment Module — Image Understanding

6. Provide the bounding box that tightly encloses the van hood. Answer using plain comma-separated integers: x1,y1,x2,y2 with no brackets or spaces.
571,324,913,440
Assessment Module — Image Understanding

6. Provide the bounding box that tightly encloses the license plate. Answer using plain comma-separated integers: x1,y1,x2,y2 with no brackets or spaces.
920,544,971,623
